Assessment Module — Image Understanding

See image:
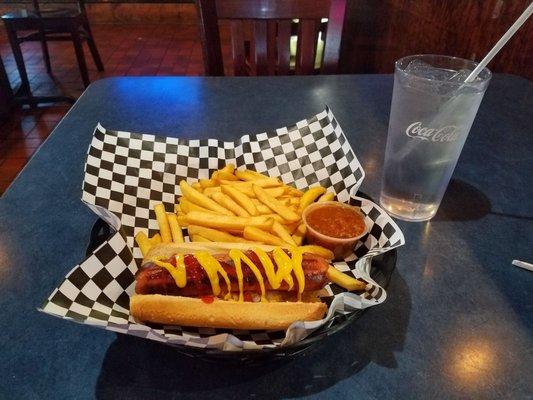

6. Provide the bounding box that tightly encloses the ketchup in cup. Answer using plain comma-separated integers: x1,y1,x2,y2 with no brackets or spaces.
302,201,367,260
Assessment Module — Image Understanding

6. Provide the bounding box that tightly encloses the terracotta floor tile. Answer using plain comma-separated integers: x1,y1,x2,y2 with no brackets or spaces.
0,180,12,195
3,138,44,149
0,146,37,159
37,106,71,122
0,158,30,181
0,22,207,191
25,120,60,139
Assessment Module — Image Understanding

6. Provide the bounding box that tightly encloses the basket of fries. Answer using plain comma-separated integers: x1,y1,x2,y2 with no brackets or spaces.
41,107,404,355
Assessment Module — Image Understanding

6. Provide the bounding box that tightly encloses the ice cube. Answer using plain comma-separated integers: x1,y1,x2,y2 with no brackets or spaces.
446,69,477,83
404,59,457,81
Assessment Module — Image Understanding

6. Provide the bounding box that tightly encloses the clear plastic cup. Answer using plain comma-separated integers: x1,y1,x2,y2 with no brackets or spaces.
380,55,491,221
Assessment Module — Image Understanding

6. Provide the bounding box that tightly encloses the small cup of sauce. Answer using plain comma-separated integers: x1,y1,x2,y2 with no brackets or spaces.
302,201,368,260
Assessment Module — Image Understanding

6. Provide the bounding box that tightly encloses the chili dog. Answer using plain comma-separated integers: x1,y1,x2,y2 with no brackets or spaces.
130,242,366,330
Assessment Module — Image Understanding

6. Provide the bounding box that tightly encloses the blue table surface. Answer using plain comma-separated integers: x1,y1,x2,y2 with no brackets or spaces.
0,75,532,400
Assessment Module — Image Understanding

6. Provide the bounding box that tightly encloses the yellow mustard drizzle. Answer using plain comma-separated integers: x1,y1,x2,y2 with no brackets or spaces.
152,256,187,288
253,247,280,290
228,249,244,302
194,251,233,300
272,248,294,290
229,249,267,302
290,247,305,301
151,247,306,302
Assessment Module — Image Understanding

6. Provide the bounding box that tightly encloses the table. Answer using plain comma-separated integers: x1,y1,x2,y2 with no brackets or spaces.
0,75,531,399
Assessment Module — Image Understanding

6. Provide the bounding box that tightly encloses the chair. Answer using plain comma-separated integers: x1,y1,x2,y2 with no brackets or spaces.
2,0,103,105
196,0,347,76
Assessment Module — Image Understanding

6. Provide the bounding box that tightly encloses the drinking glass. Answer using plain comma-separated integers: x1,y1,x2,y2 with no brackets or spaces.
380,54,491,221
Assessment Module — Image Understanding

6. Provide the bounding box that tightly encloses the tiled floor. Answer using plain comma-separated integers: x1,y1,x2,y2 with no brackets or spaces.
0,23,219,195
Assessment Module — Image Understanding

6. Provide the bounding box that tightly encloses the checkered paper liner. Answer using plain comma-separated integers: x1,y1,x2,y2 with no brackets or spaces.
40,107,405,351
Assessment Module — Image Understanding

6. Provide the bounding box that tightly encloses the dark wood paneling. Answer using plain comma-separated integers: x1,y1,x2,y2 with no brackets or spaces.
340,0,533,79
216,0,330,19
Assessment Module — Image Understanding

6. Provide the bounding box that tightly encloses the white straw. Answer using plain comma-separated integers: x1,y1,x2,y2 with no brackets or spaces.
512,260,533,272
465,2,533,83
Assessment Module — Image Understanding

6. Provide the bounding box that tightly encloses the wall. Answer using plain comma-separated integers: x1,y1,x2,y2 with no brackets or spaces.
1,1,530,78
340,0,532,79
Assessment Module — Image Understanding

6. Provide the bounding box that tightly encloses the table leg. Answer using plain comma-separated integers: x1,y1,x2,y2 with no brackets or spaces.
71,27,90,88
5,24,32,98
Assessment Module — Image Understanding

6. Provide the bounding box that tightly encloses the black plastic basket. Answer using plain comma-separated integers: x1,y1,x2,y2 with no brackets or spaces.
86,193,396,362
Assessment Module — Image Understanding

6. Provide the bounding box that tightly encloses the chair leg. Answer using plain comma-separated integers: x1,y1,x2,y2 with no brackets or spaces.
71,28,90,88
82,17,104,71
39,29,52,74
5,25,32,97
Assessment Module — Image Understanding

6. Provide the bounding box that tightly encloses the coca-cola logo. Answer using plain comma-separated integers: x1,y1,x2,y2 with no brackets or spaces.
405,122,461,142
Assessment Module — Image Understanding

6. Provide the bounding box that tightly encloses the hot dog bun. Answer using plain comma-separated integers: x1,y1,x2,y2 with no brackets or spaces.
130,294,327,330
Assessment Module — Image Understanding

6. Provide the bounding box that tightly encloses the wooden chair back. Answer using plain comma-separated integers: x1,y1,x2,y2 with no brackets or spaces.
30,0,86,16
196,0,347,76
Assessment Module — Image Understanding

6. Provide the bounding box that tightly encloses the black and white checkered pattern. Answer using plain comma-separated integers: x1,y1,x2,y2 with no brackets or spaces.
41,108,404,351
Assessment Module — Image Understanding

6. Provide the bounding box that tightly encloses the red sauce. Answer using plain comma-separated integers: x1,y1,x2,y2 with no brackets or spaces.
200,295,215,304
306,205,366,239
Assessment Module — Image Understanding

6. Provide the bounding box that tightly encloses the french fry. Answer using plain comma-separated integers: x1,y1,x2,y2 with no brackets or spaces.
236,182,285,199
221,185,258,216
253,198,296,212
279,196,301,206
285,222,300,234
154,203,172,243
211,185,284,198
180,197,218,214
299,187,327,211
202,187,221,197
191,234,211,242
211,192,250,217
285,186,304,197
289,197,301,206
219,178,281,188
191,182,203,191
199,179,217,188
244,226,288,247
255,203,272,214
318,192,335,202
180,181,234,216
327,267,366,291
174,204,181,213
292,223,307,246
235,170,272,182
243,169,268,179
215,170,239,181
150,233,162,246
185,211,273,231
177,214,188,227
135,232,151,257
234,170,258,181
167,213,184,243
253,185,300,223
262,213,292,224
293,235,304,246
219,164,236,175
271,221,297,245
188,225,249,243
299,245,334,260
